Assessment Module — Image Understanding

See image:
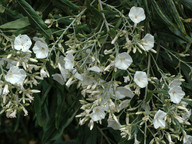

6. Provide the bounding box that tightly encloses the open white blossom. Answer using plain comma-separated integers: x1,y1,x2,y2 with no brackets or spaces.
169,79,182,89
32,41,49,59
141,34,154,51
14,34,32,52
183,135,192,144
59,66,69,82
5,66,26,86
134,71,148,88
128,6,146,24
182,110,191,121
115,87,134,100
52,73,65,85
107,119,121,130
153,110,167,129
115,52,133,70
81,75,95,86
168,86,185,104
87,66,102,73
73,70,83,81
118,100,130,111
64,53,74,70
90,106,106,121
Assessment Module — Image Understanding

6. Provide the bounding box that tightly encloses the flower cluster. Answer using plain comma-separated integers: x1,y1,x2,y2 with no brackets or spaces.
0,33,49,118
0,3,191,143
49,6,190,143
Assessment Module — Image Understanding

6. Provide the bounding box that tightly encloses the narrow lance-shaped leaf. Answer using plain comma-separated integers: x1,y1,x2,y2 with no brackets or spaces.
152,0,192,43
178,0,192,11
58,0,80,11
167,0,187,35
17,0,51,39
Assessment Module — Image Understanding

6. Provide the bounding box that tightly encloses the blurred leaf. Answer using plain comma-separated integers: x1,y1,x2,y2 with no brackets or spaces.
0,17,30,29
0,4,5,13
178,0,192,11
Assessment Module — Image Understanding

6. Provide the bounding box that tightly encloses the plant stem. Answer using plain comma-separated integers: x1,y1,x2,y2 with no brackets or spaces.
98,0,110,31
144,54,151,144
97,126,111,144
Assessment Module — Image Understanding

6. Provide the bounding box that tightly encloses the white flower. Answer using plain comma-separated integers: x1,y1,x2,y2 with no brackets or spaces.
73,70,83,81
90,106,106,121
22,107,28,116
81,75,95,86
183,135,192,144
107,119,121,130
33,37,44,42
168,86,185,104
153,110,167,129
124,76,130,83
134,71,148,88
52,73,65,85
7,110,17,118
115,87,134,100
32,41,49,59
14,34,32,52
3,84,9,95
134,134,140,144
87,66,102,73
64,53,74,70
66,78,74,87
169,79,182,89
58,64,69,82
5,66,26,86
4,58,17,69
182,110,191,121
141,34,154,51
128,6,146,24
115,52,133,70
0,58,5,65
118,100,130,111
40,69,48,79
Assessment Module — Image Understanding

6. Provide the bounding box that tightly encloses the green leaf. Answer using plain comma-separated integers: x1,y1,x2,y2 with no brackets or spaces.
0,17,30,29
145,90,153,103
152,0,192,43
178,0,192,11
58,0,80,11
167,0,187,35
17,0,51,39
0,4,5,13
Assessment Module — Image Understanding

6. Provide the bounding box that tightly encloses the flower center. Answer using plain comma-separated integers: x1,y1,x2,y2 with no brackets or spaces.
172,91,176,95
8,73,13,78
135,15,138,19
95,108,100,113
120,57,125,61
41,47,45,51
21,42,24,46
137,78,141,82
